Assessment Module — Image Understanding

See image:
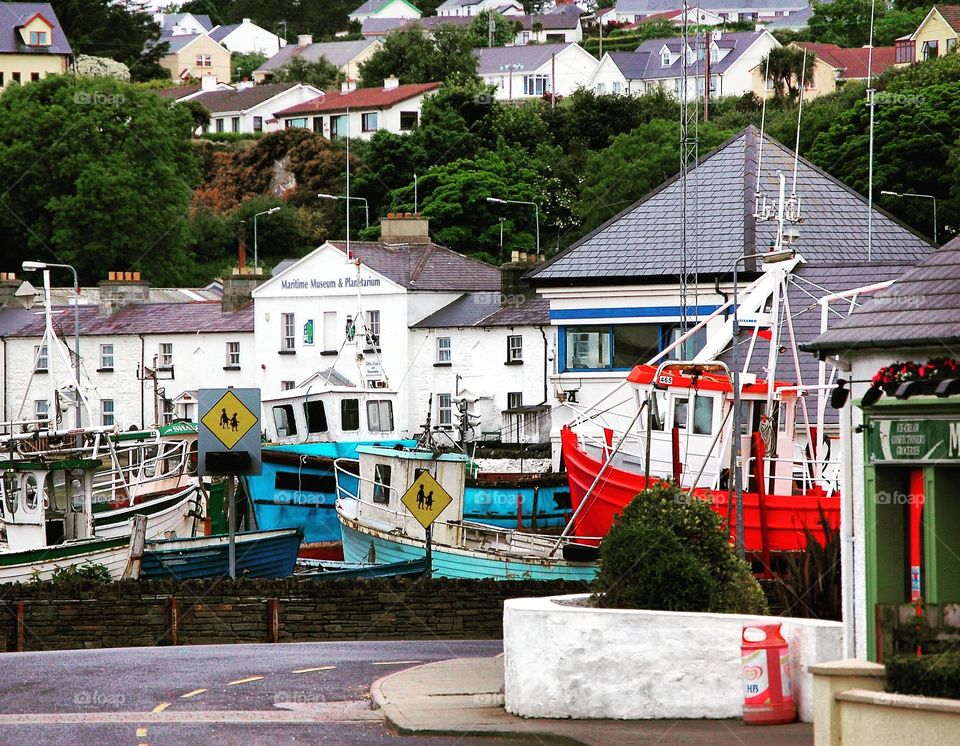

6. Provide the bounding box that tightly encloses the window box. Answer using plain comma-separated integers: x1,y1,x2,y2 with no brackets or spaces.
222,365,241,371
277,350,296,355
96,367,114,373
433,362,452,367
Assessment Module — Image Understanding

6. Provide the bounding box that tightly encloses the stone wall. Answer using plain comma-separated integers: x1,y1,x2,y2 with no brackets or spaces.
0,578,588,652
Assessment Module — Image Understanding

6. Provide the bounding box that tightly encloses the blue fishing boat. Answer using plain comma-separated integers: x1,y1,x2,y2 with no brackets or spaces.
295,557,427,579
139,528,303,579
334,446,598,581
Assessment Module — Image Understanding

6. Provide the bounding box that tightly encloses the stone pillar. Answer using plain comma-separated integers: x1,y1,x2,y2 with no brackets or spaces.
809,659,886,746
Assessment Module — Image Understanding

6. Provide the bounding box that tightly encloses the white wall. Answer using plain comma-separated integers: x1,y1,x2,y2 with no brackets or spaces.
720,32,781,96
208,84,322,134
587,54,631,94
504,594,843,722
439,0,523,17
218,19,286,56
483,45,599,100
280,90,433,140
351,0,422,21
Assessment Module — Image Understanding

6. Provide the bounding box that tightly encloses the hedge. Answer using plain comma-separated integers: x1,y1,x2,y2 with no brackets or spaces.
886,653,960,700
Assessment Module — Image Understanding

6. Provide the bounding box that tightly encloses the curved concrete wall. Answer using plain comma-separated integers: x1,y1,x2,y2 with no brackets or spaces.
503,594,842,722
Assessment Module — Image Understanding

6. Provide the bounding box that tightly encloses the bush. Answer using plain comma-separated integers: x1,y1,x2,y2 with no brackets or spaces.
33,562,112,584
593,481,768,614
886,653,960,699
774,505,841,620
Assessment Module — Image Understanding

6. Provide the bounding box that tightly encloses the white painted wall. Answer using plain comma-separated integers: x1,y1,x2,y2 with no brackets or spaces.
207,84,323,134
587,54,632,94
350,0,423,21
215,19,286,55
439,0,523,17
280,89,434,140
503,594,843,722
482,45,599,100
514,23,583,45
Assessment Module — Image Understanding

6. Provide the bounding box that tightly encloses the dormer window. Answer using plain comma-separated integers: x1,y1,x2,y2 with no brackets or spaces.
661,51,670,67
29,31,47,45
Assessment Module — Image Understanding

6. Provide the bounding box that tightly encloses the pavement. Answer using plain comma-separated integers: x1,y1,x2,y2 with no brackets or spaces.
371,656,815,745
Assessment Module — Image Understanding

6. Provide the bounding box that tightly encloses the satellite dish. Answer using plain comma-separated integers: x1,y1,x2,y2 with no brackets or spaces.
14,281,37,310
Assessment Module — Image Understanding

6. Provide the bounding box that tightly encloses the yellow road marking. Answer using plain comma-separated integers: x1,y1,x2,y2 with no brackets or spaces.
151,703,170,713
180,688,207,698
372,660,421,666
227,676,264,686
292,666,336,674
136,727,148,737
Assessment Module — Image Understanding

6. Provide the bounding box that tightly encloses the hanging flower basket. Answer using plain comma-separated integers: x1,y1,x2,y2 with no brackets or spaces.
865,358,960,404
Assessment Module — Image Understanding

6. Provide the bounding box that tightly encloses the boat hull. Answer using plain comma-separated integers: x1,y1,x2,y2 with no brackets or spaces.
0,537,131,583
94,484,200,540
561,426,839,553
140,528,303,580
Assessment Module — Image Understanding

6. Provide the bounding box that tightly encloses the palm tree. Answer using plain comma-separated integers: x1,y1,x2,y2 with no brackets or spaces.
759,46,817,104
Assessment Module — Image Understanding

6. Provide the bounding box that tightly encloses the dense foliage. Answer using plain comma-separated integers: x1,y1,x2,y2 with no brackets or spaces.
886,654,960,699
592,482,768,614
358,26,480,87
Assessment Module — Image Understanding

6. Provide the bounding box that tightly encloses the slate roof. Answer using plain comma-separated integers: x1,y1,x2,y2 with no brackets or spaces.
616,0,807,11
275,82,439,116
350,0,410,15
766,5,812,28
806,239,960,352
255,39,380,75
607,49,653,78
529,127,933,286
190,83,300,114
794,42,897,80
0,3,71,55
6,302,252,338
629,30,771,80
412,292,549,328
514,13,583,30
475,43,578,74
362,17,414,35
159,13,213,35
161,33,208,54
209,24,241,43
327,242,501,291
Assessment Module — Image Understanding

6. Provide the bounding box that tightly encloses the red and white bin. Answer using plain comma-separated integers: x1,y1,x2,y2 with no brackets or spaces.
741,622,796,725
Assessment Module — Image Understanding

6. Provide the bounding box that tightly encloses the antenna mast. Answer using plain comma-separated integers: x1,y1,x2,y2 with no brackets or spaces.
678,0,700,354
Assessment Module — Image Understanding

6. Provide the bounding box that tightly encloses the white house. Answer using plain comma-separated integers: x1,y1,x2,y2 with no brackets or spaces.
154,74,235,104
251,214,502,436
348,0,423,23
513,12,584,44
614,0,809,24
154,12,213,37
209,18,286,56
274,79,440,140
253,37,382,84
191,82,324,134
437,0,524,17
475,43,599,100
587,29,779,99
0,273,254,430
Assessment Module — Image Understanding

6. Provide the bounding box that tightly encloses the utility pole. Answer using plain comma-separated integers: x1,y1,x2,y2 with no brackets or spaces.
704,30,711,122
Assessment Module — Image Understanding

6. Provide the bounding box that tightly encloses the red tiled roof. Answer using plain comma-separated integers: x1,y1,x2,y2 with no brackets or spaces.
935,5,960,32
795,42,898,80
274,82,440,116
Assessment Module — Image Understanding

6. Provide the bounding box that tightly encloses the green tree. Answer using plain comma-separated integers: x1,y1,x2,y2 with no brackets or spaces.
231,51,267,83
0,76,199,285
358,25,480,87
271,57,342,89
809,0,927,47
758,46,817,103
467,11,518,47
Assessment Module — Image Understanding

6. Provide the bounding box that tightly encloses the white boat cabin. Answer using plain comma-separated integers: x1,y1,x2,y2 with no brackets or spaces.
263,385,399,445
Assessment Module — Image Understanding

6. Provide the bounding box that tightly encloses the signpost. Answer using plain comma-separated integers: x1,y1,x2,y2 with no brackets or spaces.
400,471,453,578
198,388,262,579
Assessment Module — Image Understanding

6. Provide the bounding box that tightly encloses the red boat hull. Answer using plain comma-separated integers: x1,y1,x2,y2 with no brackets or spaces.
561,426,839,553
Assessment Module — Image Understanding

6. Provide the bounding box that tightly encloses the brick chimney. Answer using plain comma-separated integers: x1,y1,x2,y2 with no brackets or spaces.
499,252,543,301
222,270,266,312
380,212,430,244
0,272,19,308
98,271,149,315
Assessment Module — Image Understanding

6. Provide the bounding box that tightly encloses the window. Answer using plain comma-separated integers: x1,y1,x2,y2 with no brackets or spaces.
273,404,297,437
507,334,522,362
30,72,40,82
693,396,713,435
29,31,47,45
436,336,451,364
562,325,665,371
281,312,296,351
367,400,394,432
312,116,322,133
285,117,308,129
373,463,391,504
216,118,224,132
523,74,549,96
305,400,328,433
0,72,4,86
596,82,606,94
661,51,671,67
100,343,114,370
281,380,296,391
365,310,380,347
12,72,20,83
522,31,530,43
253,116,263,132
896,40,916,64
196,54,211,67
507,392,523,409
231,116,239,133
665,325,707,360
674,397,688,429
102,399,115,427
612,81,622,94
361,112,378,132
565,327,610,370
805,73,816,89
437,394,453,427
341,399,359,431
158,342,173,368
34,344,48,372
948,38,957,53
399,111,418,130
35,399,48,421
330,114,347,138
226,341,240,367
923,39,938,60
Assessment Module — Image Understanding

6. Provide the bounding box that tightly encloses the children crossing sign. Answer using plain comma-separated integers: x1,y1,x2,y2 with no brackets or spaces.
400,471,452,529
198,388,262,476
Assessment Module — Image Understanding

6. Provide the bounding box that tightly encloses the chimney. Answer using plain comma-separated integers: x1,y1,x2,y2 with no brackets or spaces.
0,272,19,308
237,78,254,90
499,257,542,302
98,271,149,316
222,271,266,312
380,212,431,244
297,34,312,48
384,74,399,90
341,79,357,93
242,17,251,24
201,73,218,91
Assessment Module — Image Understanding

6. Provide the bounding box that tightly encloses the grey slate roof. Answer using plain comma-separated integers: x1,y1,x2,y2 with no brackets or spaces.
529,127,933,286
616,0,807,12
806,239,960,352
159,13,213,35
160,33,208,54
362,17,413,34
209,24,241,43
767,5,812,28
412,292,549,328
328,242,501,291
0,3,72,55
190,83,299,114
628,30,770,81
255,39,379,75
351,0,405,15
607,50,653,79
475,42,577,74
515,12,583,30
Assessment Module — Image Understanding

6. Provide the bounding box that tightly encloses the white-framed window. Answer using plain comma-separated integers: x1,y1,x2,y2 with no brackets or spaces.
281,380,295,390
196,54,211,67
100,343,114,370
215,118,224,132
367,400,394,432
612,81,622,94
35,399,48,421
507,334,523,362
158,342,173,368
253,116,263,132
437,393,453,426
231,116,240,133
507,391,523,409
282,312,296,351
596,82,606,94
361,112,378,132
436,336,451,363
226,341,240,367
365,310,380,347
661,50,671,67
523,74,549,96
102,399,115,427
34,344,48,372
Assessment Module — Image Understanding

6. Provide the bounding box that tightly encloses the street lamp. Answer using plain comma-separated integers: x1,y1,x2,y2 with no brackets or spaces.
252,206,280,273
487,196,539,256
727,247,796,558
22,260,81,429
317,193,369,229
880,190,938,244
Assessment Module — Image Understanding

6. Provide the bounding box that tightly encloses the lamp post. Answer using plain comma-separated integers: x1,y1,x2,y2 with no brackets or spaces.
317,193,369,229
252,206,280,273
22,260,81,429
880,190,938,245
487,196,539,256
727,247,795,558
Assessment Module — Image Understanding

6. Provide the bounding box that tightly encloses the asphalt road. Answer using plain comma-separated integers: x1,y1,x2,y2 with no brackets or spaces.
0,639,511,745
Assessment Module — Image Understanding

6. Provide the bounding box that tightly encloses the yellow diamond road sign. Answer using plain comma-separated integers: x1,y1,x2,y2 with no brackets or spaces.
400,471,453,529
200,390,259,450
